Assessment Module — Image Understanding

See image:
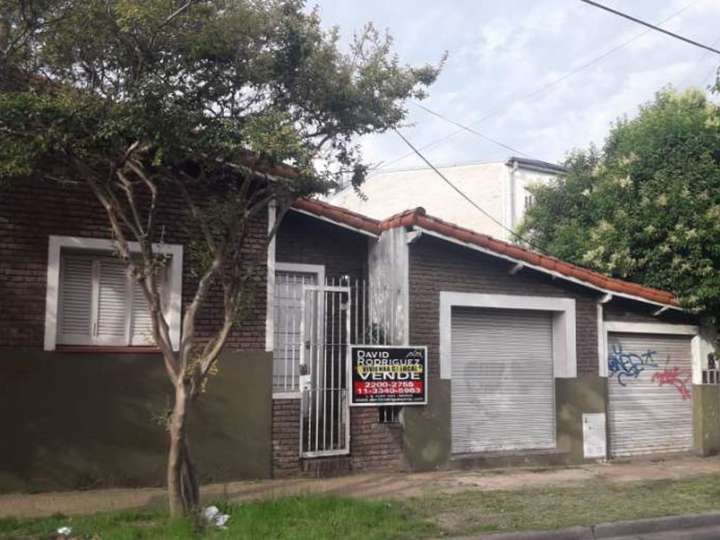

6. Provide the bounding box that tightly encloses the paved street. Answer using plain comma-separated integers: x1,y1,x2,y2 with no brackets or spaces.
605,525,720,540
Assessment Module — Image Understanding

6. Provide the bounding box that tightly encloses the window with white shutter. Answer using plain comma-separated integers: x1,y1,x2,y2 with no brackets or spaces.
57,251,168,347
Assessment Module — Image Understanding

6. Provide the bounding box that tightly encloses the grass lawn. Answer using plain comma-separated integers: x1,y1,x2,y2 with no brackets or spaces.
2,474,720,539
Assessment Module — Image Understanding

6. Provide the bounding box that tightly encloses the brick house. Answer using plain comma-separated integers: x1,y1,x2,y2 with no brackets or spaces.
1,180,719,492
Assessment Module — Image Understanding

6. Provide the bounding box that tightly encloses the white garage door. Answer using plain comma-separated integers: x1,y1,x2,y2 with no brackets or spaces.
451,307,556,454
608,332,693,457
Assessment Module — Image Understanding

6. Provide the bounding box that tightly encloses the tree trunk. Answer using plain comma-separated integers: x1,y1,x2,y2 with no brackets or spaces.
167,381,200,517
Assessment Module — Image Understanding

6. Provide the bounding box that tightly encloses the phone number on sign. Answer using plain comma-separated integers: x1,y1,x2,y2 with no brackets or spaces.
353,381,423,395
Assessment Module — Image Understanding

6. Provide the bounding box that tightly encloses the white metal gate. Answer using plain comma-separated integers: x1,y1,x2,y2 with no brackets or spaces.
607,332,693,457
273,270,320,393
451,307,556,453
299,281,352,457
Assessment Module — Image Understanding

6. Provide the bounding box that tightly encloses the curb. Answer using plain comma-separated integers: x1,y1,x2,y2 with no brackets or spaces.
594,511,720,538
455,511,720,540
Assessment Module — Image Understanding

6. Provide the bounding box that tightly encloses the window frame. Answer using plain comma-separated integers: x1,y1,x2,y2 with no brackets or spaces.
439,291,577,379
44,235,183,351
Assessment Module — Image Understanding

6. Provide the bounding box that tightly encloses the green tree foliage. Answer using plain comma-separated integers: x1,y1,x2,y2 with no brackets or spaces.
519,87,720,318
0,0,441,515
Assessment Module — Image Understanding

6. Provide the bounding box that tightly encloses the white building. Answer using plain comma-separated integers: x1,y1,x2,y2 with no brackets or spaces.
328,157,565,241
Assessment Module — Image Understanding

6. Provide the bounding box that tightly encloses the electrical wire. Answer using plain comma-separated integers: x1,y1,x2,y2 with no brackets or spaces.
393,127,546,252
413,103,536,159
375,1,697,171
578,0,720,55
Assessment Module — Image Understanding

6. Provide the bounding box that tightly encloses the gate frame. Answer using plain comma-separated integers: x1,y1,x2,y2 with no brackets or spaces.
299,283,352,458
272,262,325,398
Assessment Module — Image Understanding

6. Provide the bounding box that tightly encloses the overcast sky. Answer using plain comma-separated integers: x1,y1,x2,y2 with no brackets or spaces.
312,0,720,172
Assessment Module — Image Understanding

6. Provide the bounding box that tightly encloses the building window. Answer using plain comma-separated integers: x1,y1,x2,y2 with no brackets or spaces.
44,236,183,351
58,252,165,346
524,193,535,211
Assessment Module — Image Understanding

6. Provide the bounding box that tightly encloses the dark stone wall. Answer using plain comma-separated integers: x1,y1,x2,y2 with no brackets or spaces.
0,349,272,493
0,178,269,351
604,297,698,325
408,236,601,378
274,211,401,474
271,398,301,477
350,407,404,471
403,236,604,469
275,210,369,282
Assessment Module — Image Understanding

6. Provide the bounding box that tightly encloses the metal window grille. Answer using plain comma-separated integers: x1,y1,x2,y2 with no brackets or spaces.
703,369,720,385
273,275,398,393
379,406,401,424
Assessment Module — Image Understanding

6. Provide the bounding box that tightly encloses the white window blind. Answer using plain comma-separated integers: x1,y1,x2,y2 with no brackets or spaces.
58,252,166,346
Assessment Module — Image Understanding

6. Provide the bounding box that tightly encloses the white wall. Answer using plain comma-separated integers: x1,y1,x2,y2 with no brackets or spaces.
328,162,559,241
510,167,559,230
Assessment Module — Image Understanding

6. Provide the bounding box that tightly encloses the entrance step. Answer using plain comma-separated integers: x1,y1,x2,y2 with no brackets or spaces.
301,456,352,478
450,448,570,470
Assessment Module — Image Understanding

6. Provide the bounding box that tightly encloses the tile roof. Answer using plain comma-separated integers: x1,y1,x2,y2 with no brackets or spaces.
292,198,382,235
291,199,679,308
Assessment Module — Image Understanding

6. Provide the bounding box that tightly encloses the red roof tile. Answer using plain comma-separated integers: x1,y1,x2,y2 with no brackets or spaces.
292,199,679,307
292,198,382,235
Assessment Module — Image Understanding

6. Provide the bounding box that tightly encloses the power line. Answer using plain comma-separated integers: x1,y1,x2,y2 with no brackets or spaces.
578,0,720,55
393,127,545,252
375,1,697,171
414,103,536,159
680,35,720,88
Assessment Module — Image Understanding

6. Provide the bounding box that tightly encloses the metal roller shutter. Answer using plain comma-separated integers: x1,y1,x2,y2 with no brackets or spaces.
451,307,556,454
607,333,693,457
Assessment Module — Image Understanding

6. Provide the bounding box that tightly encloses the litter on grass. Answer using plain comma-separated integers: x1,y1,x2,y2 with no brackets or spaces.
203,506,230,529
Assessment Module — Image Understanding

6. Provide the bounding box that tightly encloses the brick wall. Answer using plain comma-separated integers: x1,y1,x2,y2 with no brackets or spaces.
409,236,601,377
350,407,404,471
0,178,268,350
271,398,302,477
272,213,404,474
275,210,369,281
603,297,697,325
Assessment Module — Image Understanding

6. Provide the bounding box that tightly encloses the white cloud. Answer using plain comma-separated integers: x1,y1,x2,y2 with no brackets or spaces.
312,0,720,170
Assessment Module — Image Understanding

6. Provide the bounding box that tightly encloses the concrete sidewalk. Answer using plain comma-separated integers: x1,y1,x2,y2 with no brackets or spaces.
0,455,718,519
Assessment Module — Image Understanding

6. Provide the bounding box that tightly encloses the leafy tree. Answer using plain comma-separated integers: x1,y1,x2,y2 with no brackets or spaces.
519,87,720,322
0,0,441,515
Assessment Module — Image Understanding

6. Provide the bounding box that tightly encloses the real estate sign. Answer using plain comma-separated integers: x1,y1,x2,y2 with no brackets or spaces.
349,346,427,406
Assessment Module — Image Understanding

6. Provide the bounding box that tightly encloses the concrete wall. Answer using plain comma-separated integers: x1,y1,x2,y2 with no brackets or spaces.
368,228,409,345
0,349,272,493
556,375,607,461
329,163,511,240
329,162,560,241
693,384,720,457
402,374,608,470
507,166,558,230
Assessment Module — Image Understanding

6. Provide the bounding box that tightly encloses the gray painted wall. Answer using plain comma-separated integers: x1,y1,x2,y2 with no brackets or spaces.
368,228,409,345
0,349,272,493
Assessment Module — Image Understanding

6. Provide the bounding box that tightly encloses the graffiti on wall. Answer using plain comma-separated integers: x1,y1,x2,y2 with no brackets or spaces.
608,344,658,386
651,365,692,400
609,344,693,400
